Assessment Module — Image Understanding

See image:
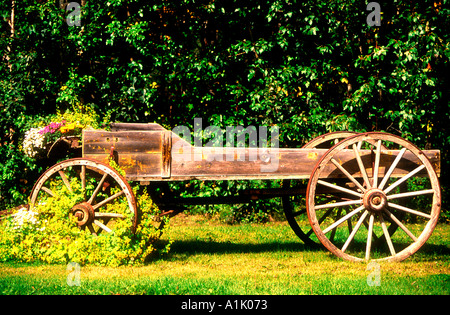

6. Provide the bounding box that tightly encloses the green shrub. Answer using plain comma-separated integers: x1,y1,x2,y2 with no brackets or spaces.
0,187,170,266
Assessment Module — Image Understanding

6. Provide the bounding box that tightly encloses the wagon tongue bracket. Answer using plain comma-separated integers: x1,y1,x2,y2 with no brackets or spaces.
363,188,387,213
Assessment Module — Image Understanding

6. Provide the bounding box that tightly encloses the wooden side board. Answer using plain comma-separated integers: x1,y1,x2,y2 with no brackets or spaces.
83,129,440,182
83,129,172,179
170,147,440,180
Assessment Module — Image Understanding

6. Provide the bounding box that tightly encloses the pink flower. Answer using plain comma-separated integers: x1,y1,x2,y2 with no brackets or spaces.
39,121,66,135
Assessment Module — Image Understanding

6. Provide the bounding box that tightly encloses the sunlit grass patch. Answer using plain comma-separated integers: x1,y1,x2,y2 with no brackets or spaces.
0,214,449,295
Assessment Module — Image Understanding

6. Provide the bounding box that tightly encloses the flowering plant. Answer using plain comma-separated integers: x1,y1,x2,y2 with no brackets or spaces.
38,121,66,136
22,118,88,158
22,120,67,158
22,128,47,158
8,206,46,233
22,105,100,158
60,122,84,134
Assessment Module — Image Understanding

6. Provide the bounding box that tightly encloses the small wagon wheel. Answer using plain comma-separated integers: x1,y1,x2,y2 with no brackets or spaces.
306,132,441,262
283,131,358,246
30,158,138,235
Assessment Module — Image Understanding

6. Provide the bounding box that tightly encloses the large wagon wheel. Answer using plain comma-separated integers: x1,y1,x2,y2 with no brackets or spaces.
283,132,358,246
30,158,138,235
306,132,441,262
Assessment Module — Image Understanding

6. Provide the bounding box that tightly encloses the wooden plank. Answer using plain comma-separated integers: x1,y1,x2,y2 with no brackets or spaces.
85,153,163,177
83,130,162,154
110,122,166,131
171,147,440,179
171,147,313,178
83,129,163,178
82,129,440,181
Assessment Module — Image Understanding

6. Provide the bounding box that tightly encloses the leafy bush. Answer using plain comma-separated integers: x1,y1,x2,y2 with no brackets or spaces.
1,1,449,217
0,187,170,266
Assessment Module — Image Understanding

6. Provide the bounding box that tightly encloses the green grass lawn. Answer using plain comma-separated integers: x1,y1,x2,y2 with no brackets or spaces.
1,214,449,295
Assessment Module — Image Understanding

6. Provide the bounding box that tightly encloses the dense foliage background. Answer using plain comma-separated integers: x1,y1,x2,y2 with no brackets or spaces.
1,1,449,217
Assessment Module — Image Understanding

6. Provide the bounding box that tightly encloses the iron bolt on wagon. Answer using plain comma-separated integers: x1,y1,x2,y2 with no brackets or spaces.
28,123,441,262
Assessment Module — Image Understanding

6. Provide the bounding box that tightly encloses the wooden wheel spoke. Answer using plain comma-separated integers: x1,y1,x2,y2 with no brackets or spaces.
365,214,375,260
87,173,108,205
95,212,125,219
387,189,434,200
362,217,379,242
331,158,366,192
92,190,125,211
387,202,431,219
41,186,54,197
315,199,362,210
291,209,306,217
373,140,382,188
379,214,396,256
94,219,112,233
383,164,426,194
81,165,86,191
378,147,407,190
322,205,365,235
383,208,418,242
342,210,369,253
346,213,353,234
317,208,334,225
317,180,363,198
329,208,343,242
87,224,97,236
58,170,72,192
353,143,371,189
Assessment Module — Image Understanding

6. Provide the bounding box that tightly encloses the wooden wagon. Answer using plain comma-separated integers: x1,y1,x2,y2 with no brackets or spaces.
28,123,441,262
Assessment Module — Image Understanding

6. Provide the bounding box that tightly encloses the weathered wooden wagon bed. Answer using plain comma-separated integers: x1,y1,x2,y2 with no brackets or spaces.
28,123,441,262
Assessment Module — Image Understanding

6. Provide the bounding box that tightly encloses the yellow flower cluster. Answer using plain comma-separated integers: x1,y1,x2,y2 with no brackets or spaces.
0,183,171,266
60,122,83,133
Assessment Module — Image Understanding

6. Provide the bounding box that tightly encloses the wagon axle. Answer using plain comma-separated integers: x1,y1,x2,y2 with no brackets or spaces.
363,188,387,213
71,202,95,228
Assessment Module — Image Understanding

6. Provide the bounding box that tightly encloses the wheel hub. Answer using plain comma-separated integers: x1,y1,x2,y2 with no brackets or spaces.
363,188,387,213
71,202,95,227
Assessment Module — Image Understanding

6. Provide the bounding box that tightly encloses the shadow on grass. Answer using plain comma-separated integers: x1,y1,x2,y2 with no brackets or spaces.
158,239,321,257
150,238,450,263
414,243,450,257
